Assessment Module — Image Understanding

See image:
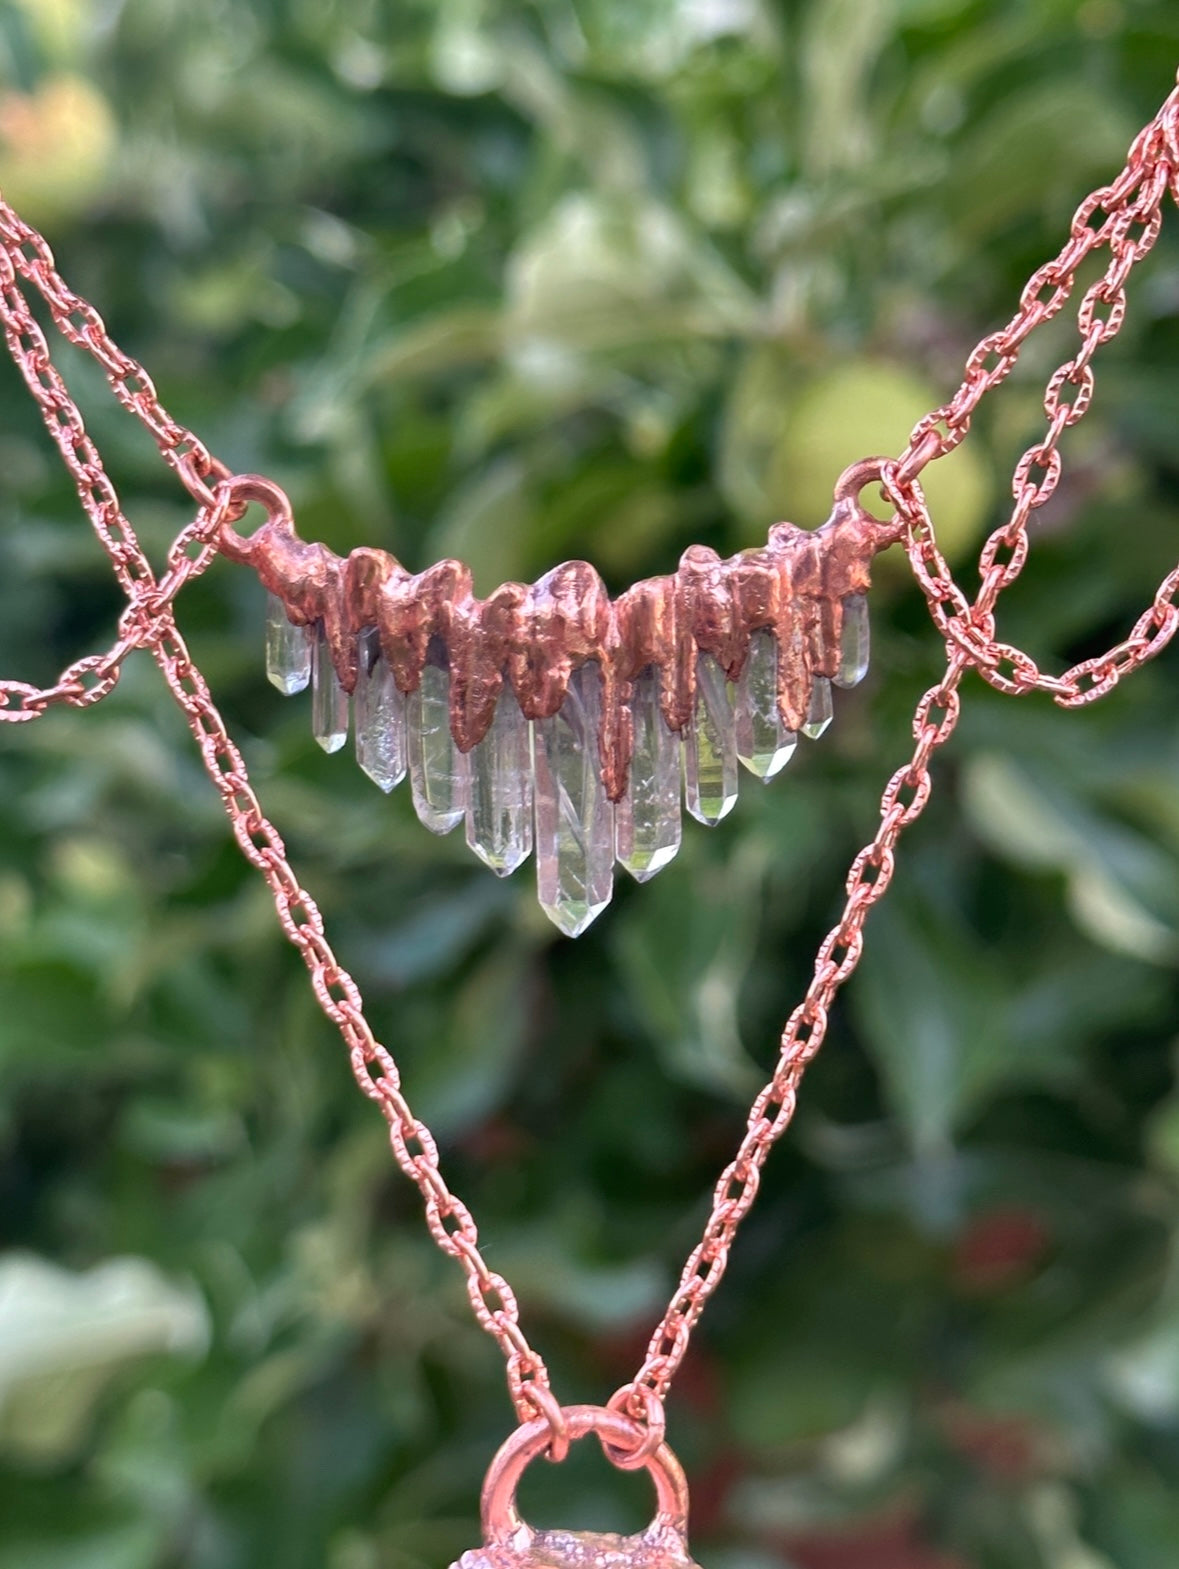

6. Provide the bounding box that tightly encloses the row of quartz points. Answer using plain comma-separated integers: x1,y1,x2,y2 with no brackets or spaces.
265,594,869,936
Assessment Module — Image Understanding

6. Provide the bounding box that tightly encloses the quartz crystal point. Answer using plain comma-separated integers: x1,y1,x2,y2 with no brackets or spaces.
266,592,311,695
735,629,797,781
615,666,681,882
835,594,870,688
311,622,349,753
685,653,738,825
354,627,406,793
533,661,614,936
407,661,467,834
801,675,833,740
466,684,533,875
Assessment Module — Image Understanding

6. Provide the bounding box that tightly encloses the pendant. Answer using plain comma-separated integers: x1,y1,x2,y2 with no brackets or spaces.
224,479,889,935
452,1406,697,1569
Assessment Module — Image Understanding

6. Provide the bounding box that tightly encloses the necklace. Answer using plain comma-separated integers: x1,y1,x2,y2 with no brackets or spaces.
3,70,1179,1569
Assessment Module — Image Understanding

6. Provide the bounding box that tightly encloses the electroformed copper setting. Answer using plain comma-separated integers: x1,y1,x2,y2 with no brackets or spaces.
218,494,893,802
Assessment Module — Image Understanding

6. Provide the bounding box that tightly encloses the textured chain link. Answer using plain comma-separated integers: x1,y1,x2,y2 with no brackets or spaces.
2,72,1179,1444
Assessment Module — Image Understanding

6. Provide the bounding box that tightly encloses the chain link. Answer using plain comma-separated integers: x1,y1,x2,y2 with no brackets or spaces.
3,70,1179,1440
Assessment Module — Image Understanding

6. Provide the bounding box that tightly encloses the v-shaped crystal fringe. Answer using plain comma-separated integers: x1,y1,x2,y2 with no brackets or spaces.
265,601,870,934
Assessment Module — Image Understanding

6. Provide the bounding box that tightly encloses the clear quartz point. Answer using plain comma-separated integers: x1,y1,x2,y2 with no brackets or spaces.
354,628,406,793
266,592,310,695
311,623,349,753
835,594,870,688
615,666,681,882
466,683,532,875
802,675,833,740
407,661,467,834
735,629,797,781
685,653,738,825
533,661,614,937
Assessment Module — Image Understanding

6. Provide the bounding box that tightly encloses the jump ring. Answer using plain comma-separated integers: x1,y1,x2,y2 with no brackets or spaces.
602,1383,666,1471
212,473,296,564
832,455,889,508
522,1382,569,1465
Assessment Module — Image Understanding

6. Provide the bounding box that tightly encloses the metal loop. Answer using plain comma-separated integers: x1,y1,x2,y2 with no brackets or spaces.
830,455,913,546
603,1382,667,1471
520,1380,570,1464
479,1405,689,1547
173,449,232,512
832,455,889,506
214,473,296,563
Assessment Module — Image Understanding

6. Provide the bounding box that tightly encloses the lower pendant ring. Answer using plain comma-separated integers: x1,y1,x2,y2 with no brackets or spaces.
480,1404,690,1543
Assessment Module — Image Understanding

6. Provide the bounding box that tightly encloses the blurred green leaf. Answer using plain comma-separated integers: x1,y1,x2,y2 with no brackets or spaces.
0,1255,208,1465
852,890,1012,1152
963,753,1179,962
614,836,769,1098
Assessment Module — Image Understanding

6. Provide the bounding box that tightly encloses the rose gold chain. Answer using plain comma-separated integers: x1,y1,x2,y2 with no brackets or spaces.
3,72,1179,1449
884,95,1179,707
628,77,1179,1412
0,206,224,510
0,201,560,1428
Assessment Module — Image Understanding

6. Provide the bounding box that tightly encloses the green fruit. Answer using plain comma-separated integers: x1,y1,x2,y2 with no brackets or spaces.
745,357,991,564
0,75,115,225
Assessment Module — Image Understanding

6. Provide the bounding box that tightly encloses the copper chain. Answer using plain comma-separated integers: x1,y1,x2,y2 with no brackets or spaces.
0,203,563,1427
631,79,1179,1411
3,73,1179,1453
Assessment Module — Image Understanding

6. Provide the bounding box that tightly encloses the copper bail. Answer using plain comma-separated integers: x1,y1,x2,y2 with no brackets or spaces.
481,1405,690,1548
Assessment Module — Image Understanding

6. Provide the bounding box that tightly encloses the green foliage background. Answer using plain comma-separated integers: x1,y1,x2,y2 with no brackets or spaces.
4,2,1179,1565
